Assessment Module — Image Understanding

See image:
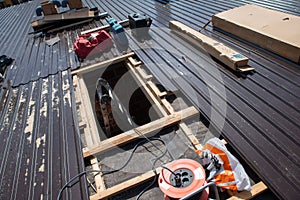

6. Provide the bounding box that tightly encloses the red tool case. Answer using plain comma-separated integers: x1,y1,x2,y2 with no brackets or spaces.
73,30,114,59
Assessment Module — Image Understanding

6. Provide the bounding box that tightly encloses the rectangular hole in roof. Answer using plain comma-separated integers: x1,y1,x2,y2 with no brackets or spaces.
74,59,162,144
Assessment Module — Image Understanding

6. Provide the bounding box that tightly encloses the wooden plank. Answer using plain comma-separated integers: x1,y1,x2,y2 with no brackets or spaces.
71,52,135,75
126,62,168,116
128,57,142,66
76,75,101,145
90,165,267,200
212,4,300,64
179,122,203,150
129,62,152,82
90,168,162,200
43,8,94,21
83,106,199,157
75,75,107,196
73,76,93,146
158,95,203,150
91,158,107,193
228,181,268,200
169,21,252,71
80,19,129,35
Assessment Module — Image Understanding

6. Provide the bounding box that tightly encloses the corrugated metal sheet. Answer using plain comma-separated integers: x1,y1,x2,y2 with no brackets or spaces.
80,0,300,199
0,2,89,200
0,70,88,200
0,0,299,199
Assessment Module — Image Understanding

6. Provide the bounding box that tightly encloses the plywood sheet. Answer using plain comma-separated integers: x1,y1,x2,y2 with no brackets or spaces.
212,4,300,63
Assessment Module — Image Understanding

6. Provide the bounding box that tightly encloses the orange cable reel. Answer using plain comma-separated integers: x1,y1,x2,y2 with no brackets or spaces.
158,159,209,200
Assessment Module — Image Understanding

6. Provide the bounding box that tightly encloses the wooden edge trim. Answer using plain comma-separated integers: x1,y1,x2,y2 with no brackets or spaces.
77,75,101,145
90,158,107,193
227,181,268,200
71,52,135,75
43,8,93,21
169,20,250,71
125,61,168,116
237,66,256,72
128,57,142,66
90,168,162,200
83,106,198,158
90,171,267,200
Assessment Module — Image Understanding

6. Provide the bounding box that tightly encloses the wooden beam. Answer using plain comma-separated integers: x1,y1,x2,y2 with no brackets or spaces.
43,8,94,21
90,168,162,200
83,106,199,157
179,122,203,150
228,181,268,200
76,75,101,145
71,52,135,75
128,57,142,66
90,170,267,200
158,94,203,150
126,62,168,117
80,19,129,35
169,21,253,71
91,158,107,193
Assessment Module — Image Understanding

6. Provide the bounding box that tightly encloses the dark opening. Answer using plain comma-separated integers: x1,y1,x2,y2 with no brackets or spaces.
83,61,160,140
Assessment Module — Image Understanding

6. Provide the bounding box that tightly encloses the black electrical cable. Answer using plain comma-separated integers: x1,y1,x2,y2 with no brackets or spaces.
135,129,179,200
135,137,169,200
161,166,177,177
57,137,166,200
160,166,180,187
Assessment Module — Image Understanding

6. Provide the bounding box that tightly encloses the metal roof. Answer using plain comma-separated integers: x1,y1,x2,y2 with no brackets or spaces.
0,1,88,200
89,0,300,199
0,0,299,199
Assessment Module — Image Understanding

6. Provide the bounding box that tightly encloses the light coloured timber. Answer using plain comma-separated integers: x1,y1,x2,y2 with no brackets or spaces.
158,93,203,150
43,8,94,21
75,75,107,194
126,62,168,116
90,168,162,200
91,158,107,193
169,21,253,71
228,181,268,200
83,106,199,157
72,52,135,75
73,76,94,146
128,57,142,66
179,122,203,150
77,76,101,145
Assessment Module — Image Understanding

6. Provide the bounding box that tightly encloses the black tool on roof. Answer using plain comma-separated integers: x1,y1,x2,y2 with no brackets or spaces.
128,13,152,38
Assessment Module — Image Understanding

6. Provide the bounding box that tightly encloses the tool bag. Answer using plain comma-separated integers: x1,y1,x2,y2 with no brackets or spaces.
73,30,114,59
197,138,251,191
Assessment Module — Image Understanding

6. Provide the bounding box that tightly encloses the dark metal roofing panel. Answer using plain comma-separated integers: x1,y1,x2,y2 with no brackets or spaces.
0,3,89,198
78,0,300,199
0,70,88,200
0,0,299,200
0,1,81,87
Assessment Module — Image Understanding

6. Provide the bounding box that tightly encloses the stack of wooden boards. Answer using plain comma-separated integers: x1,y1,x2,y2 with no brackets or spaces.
30,0,99,34
212,4,300,64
